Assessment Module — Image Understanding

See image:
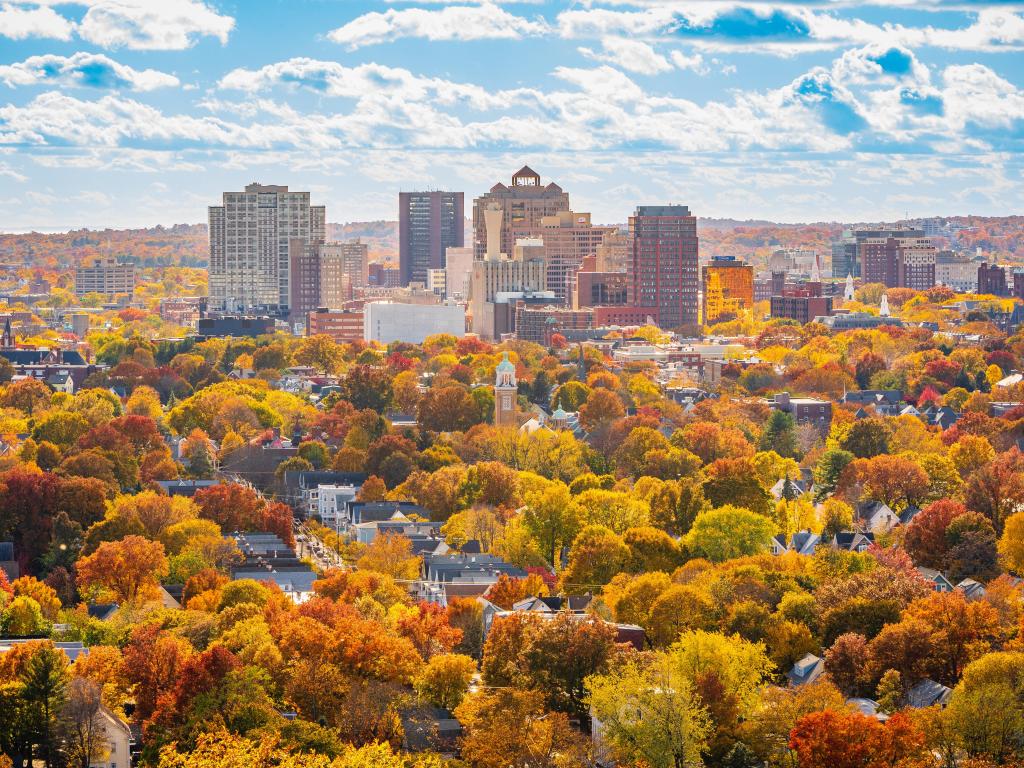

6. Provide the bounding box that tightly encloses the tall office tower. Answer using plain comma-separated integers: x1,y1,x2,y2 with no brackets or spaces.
702,256,754,323
469,204,548,340
398,191,464,287
289,240,368,323
831,227,924,279
630,205,699,330
861,235,936,289
209,183,325,312
472,166,570,260
529,211,616,304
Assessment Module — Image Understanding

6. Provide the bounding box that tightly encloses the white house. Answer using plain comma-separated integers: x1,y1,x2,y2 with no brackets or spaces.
315,484,359,528
91,706,132,768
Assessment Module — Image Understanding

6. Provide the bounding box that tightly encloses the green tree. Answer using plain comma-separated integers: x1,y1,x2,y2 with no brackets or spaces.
685,506,777,562
22,644,70,768
814,449,855,501
759,410,798,458
841,418,890,459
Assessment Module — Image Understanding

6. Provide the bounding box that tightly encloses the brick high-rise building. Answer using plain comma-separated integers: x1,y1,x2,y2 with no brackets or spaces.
978,263,1008,296
289,240,369,323
702,256,754,323
630,205,699,330
398,191,464,286
208,183,325,312
472,166,570,260
526,211,615,304
860,235,936,290
831,227,924,279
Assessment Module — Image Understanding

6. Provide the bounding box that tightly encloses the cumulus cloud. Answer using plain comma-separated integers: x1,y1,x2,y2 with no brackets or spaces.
0,53,180,91
327,3,548,50
556,4,1024,54
578,37,673,75
0,3,73,40
0,1,233,49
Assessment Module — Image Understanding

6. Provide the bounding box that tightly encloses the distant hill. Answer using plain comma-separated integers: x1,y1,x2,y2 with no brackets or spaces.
2,215,1020,270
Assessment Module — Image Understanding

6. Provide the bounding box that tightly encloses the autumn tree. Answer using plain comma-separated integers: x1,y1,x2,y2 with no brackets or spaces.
456,689,590,768
588,653,711,768
415,653,476,710
75,535,169,604
789,710,925,768
356,533,421,580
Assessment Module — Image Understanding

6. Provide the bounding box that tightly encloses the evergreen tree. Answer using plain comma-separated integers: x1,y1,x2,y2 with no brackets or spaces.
759,410,798,458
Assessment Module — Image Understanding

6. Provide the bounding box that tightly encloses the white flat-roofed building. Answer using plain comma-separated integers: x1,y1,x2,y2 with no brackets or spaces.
363,301,465,343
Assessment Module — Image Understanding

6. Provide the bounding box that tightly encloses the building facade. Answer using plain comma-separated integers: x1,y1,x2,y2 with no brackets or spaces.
209,183,325,312
630,205,699,330
469,207,548,340
472,166,570,260
289,240,368,324
74,257,135,299
702,256,754,323
527,211,615,304
398,191,464,286
978,263,1008,296
307,306,365,343
831,227,925,279
860,235,936,290
363,301,465,344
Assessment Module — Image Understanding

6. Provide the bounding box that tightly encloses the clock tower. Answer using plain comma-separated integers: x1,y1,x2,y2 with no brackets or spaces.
494,352,518,426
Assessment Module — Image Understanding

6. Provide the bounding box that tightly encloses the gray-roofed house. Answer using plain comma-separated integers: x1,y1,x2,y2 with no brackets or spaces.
857,501,900,532
916,567,955,592
957,578,987,600
907,679,952,709
787,653,825,687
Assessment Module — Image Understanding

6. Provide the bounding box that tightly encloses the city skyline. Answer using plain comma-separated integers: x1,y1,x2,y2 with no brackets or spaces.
1,0,1023,231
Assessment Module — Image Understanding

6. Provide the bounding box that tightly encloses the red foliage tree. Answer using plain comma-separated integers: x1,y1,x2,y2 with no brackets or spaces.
789,711,925,768
904,500,966,568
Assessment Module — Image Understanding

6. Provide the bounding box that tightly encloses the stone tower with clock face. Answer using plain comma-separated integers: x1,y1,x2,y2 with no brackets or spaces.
494,351,518,426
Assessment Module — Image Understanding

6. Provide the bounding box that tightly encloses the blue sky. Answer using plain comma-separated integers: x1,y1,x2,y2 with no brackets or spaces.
0,0,1022,230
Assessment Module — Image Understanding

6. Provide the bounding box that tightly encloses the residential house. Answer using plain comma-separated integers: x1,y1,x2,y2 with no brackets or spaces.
92,706,133,768
916,567,955,592
857,501,900,532
767,391,833,427
833,531,875,552
957,578,986,600
787,653,825,687
907,679,952,708
230,532,317,603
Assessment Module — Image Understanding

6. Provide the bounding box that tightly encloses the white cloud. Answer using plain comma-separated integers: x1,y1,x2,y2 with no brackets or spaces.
671,50,709,74
327,3,548,49
0,161,27,181
0,2,73,40
579,37,673,75
76,0,234,50
555,4,1024,55
0,1,233,50
0,52,179,91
